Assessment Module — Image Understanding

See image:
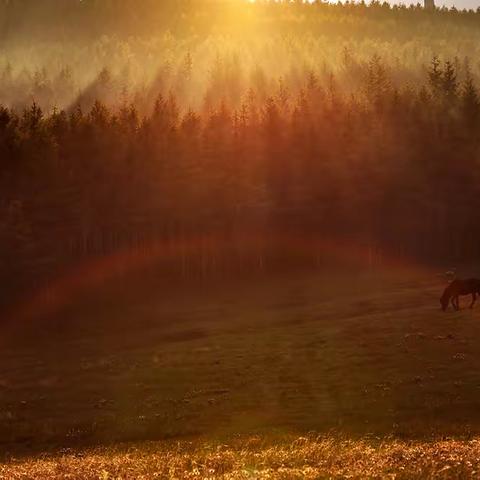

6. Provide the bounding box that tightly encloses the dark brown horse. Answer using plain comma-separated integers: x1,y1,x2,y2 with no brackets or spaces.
440,278,480,311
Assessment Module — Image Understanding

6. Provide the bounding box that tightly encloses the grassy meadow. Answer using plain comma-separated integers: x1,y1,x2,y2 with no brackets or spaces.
2,268,480,477
4,1,480,477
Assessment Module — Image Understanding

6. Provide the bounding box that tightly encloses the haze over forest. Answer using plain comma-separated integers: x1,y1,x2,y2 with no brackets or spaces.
2,0,480,304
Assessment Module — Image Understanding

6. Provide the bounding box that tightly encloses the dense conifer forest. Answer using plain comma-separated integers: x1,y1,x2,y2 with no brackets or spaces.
1,0,480,304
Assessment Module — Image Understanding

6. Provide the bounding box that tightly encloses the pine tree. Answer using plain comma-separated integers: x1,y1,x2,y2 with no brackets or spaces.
365,54,391,108
461,66,480,129
442,60,458,105
428,55,443,97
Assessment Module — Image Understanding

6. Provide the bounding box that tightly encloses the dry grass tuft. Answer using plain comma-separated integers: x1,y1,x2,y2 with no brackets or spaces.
2,436,480,479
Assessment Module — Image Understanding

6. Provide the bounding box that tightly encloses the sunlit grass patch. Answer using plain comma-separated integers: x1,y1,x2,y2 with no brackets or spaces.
2,435,480,479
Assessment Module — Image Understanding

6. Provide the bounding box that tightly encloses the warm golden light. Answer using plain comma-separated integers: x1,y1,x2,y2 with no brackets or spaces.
0,1,479,475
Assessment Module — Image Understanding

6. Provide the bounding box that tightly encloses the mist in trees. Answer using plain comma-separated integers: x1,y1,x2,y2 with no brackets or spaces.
1,1,480,305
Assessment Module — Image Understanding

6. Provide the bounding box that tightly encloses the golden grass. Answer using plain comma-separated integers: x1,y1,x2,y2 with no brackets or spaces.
2,436,480,479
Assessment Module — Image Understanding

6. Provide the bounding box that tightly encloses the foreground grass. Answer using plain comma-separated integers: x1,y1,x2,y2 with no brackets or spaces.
2,435,480,479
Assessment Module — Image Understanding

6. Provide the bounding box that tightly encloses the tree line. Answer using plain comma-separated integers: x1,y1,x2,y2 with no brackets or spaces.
3,0,480,115
1,0,480,43
1,55,480,305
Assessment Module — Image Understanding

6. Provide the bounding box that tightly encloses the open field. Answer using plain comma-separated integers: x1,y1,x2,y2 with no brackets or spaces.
2,268,480,476
3,0,480,477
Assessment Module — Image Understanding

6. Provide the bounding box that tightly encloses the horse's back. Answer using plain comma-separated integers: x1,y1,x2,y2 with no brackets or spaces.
457,278,480,294
467,278,480,292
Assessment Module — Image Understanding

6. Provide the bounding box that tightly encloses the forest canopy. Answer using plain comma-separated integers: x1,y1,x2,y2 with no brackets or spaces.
1,1,480,306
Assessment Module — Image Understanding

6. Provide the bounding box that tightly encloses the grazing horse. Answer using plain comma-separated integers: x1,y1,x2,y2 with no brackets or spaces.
440,278,480,311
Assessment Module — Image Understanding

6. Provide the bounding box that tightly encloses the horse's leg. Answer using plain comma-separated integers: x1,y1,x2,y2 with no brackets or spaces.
452,296,460,311
471,293,477,309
